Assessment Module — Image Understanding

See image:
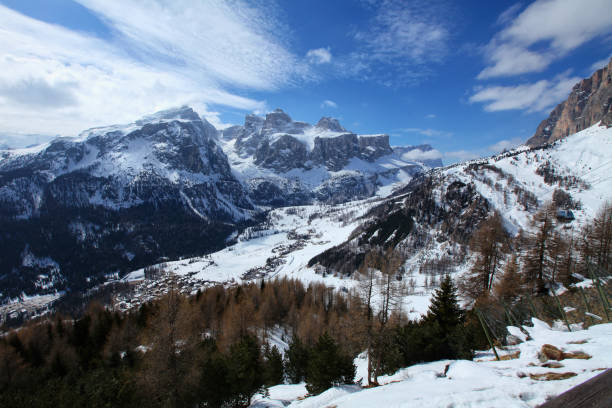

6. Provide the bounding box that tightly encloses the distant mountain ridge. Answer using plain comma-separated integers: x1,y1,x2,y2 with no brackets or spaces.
527,57,612,147
219,108,441,206
0,106,440,303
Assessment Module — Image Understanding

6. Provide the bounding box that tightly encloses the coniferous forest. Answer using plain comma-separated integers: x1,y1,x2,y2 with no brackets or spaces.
0,275,476,407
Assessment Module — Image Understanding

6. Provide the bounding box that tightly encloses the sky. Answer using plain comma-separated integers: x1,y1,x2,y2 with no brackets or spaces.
0,0,611,163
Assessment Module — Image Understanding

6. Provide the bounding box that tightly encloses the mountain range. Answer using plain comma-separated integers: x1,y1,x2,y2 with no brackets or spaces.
0,107,438,303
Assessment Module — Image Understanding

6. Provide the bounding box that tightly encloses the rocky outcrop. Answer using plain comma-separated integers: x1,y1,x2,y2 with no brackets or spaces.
316,117,346,132
527,58,612,147
254,135,309,171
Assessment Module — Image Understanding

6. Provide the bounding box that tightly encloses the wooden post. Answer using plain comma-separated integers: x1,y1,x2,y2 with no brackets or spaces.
552,292,571,332
579,287,595,325
475,308,499,361
589,267,611,322
526,296,538,319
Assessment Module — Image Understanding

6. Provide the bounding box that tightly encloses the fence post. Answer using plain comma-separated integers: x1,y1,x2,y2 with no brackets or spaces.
526,296,538,319
552,292,571,332
579,287,595,325
589,266,610,322
475,308,499,361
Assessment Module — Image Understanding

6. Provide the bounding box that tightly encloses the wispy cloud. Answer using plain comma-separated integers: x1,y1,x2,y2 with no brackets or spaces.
469,72,580,112
396,127,453,138
495,3,523,26
400,148,442,161
307,48,332,64
590,55,612,71
479,0,612,79
0,1,306,140
320,100,338,109
346,0,453,85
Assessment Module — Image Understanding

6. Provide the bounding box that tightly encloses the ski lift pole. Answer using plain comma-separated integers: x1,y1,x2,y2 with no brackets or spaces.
475,308,499,361
552,292,571,332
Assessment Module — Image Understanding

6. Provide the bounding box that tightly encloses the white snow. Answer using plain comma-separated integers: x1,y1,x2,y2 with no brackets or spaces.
253,320,612,408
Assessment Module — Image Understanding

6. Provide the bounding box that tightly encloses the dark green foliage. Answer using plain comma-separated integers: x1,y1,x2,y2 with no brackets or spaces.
263,345,284,386
284,336,310,383
197,339,232,408
425,275,464,330
226,335,264,406
305,333,355,395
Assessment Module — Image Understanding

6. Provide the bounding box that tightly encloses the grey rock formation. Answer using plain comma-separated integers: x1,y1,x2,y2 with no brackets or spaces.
527,58,612,146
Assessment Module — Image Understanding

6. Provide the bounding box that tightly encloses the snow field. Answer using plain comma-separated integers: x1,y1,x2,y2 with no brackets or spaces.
252,319,612,408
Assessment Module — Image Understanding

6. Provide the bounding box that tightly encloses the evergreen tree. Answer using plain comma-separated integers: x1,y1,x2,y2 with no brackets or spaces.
426,275,463,330
422,275,472,361
305,333,355,395
226,335,263,407
284,336,310,383
262,344,284,386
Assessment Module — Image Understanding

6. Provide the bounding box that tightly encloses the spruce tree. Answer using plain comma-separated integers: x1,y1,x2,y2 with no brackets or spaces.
305,333,355,395
262,344,284,386
284,336,310,383
226,335,263,407
426,274,463,330
423,275,472,361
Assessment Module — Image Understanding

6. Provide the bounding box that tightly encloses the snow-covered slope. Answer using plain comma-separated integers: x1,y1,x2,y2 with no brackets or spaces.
443,122,612,231
114,123,611,319
308,122,612,289
253,320,612,408
0,106,254,303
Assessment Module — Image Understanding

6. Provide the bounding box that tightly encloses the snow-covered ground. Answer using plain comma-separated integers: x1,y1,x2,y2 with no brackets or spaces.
252,319,612,408
445,122,612,232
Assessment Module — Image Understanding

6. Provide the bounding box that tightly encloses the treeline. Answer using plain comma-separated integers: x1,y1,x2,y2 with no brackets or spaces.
0,276,477,407
459,201,611,303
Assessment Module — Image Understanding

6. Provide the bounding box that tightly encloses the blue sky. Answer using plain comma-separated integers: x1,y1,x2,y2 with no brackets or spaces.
0,0,611,163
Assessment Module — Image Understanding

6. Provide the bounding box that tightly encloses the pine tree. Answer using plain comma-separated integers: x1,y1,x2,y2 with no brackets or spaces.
305,333,355,395
422,275,472,361
226,335,263,407
262,344,284,386
426,275,463,330
284,336,310,383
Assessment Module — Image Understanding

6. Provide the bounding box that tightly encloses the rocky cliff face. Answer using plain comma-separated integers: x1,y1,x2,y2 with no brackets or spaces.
220,109,438,206
527,58,612,147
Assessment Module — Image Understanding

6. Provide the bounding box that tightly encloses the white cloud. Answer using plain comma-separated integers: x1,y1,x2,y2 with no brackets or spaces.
496,3,523,26
400,148,442,161
479,0,612,79
0,1,305,138
469,73,580,112
348,0,452,85
320,100,338,109
397,127,453,138
590,55,612,71
307,48,332,64
488,137,524,153
424,114,436,119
